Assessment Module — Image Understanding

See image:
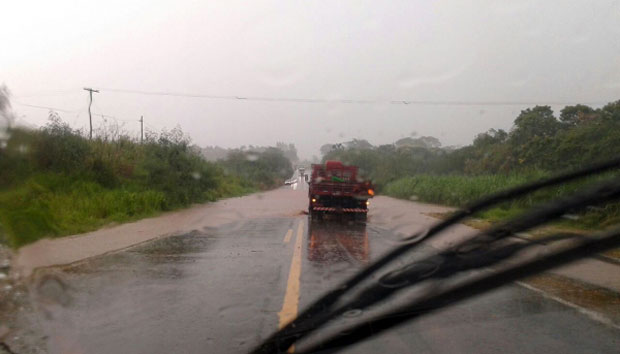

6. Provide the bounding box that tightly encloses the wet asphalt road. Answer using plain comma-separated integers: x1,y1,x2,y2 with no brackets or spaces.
9,176,619,354
19,214,619,353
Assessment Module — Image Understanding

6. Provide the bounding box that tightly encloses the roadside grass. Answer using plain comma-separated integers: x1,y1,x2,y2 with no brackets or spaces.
383,174,620,228
385,173,620,260
0,164,258,249
0,174,258,248
0,175,164,247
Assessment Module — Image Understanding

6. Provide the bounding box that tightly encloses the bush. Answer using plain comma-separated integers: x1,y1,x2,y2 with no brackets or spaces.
34,114,91,173
0,117,285,248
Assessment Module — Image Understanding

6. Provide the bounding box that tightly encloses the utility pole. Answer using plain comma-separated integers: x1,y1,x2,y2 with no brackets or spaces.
139,115,144,143
83,87,99,139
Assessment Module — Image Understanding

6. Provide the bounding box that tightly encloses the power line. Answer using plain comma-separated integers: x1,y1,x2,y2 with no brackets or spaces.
14,91,82,98
91,102,131,122
13,101,79,113
95,87,609,107
14,100,138,131
144,122,160,132
91,112,136,122
12,86,611,111
70,110,83,127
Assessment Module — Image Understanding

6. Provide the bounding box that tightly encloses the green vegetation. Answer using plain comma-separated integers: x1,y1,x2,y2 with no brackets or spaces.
323,100,620,229
0,114,292,247
383,174,620,228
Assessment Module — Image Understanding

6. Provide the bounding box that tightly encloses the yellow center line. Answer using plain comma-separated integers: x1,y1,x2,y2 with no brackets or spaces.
283,228,293,243
278,219,304,352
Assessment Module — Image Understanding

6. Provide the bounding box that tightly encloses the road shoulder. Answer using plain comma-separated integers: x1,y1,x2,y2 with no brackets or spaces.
368,195,620,329
9,188,307,278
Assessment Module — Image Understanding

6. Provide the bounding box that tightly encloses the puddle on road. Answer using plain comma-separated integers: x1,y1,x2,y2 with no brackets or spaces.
307,221,370,266
0,228,220,354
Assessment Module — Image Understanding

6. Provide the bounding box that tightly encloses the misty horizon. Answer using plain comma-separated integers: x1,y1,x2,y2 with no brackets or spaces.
2,1,619,159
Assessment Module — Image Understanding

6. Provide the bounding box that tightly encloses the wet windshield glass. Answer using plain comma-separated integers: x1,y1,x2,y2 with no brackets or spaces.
1,1,619,353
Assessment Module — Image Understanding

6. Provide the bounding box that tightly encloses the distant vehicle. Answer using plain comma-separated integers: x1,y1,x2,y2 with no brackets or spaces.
299,167,306,181
284,179,295,185
308,161,374,220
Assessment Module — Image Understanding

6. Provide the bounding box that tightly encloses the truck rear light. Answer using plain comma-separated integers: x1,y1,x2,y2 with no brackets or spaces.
311,198,317,203
368,189,375,196
366,200,370,206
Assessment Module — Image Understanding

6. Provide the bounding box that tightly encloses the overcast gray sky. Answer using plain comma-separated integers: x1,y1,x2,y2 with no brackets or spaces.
2,0,619,158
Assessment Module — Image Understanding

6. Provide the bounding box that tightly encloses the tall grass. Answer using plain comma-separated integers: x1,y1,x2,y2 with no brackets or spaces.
383,173,620,228
383,173,543,205
0,176,166,246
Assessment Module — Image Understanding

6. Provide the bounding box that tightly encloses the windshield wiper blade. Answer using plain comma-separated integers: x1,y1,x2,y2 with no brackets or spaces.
298,227,620,353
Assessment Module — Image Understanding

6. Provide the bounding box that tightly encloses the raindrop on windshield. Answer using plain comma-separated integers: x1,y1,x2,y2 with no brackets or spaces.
378,260,440,288
455,239,490,258
35,273,71,307
342,309,363,318
397,229,429,245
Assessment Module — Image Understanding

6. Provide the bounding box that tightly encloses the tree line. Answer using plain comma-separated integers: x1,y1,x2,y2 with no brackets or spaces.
323,100,620,189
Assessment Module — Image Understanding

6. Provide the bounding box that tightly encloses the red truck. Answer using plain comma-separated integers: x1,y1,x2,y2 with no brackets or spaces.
308,161,374,220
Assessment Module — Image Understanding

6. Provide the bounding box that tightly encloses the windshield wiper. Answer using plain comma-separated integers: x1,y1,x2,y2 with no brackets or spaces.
299,227,620,353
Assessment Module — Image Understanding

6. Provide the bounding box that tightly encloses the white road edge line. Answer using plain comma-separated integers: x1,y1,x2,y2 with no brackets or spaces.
516,281,620,330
